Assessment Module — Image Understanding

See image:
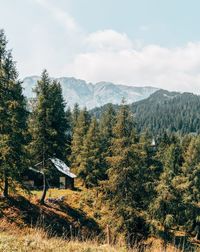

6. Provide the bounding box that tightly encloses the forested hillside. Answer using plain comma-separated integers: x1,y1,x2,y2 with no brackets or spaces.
91,89,200,135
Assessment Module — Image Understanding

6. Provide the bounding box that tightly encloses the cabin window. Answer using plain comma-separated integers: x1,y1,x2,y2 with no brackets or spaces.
59,176,66,189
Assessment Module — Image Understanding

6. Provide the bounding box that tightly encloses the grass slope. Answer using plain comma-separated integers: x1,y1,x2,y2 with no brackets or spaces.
0,186,200,251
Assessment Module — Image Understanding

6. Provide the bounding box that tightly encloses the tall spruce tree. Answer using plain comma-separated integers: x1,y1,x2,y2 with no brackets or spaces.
0,30,28,197
149,143,183,246
72,103,80,129
70,108,91,172
138,131,159,208
105,101,148,244
99,104,116,174
179,137,200,237
79,118,103,188
29,70,68,203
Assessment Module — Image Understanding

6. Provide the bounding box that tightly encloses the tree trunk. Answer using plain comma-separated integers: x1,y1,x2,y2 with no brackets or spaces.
40,173,48,204
3,170,8,198
106,225,111,245
163,226,167,252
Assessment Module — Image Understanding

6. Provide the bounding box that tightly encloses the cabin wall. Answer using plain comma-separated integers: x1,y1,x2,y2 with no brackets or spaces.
65,177,74,190
59,176,74,189
24,173,75,190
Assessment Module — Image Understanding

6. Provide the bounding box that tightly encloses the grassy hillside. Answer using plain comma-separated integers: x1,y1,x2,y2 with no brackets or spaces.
0,230,187,252
0,187,102,238
0,185,200,251
0,231,124,252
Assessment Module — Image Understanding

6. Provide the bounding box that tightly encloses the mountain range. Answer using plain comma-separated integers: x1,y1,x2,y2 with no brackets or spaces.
91,89,200,135
23,76,200,135
22,76,159,109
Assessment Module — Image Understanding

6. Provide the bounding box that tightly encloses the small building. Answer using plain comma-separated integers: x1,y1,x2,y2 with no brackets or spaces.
50,158,76,190
25,158,76,190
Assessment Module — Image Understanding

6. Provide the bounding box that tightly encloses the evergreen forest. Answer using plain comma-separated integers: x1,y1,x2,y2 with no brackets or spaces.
1,29,200,250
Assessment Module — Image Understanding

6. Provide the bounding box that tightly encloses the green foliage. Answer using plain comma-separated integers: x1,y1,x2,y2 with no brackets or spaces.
178,137,200,232
149,143,183,234
0,30,28,196
29,70,69,174
3,28,200,246
79,118,103,188
70,108,91,172
104,102,149,243
91,90,200,135
72,103,80,128
99,104,116,176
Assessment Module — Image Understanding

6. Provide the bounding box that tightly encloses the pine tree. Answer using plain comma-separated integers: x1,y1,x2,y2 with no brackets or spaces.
99,103,116,160
0,30,28,197
47,80,68,161
29,70,68,203
72,103,80,129
96,104,116,182
70,108,91,172
138,131,160,208
149,143,183,246
105,101,148,244
79,118,102,188
179,137,200,237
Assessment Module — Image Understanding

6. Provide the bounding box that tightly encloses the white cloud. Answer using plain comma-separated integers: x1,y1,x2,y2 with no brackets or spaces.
65,30,200,94
85,29,133,51
10,0,85,78
34,0,79,32
3,1,200,94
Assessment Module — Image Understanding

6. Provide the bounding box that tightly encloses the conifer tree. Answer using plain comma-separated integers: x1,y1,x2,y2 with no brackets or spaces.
72,103,80,129
99,103,116,160
96,104,116,181
70,108,91,172
179,137,200,237
48,80,69,160
79,118,102,187
106,101,148,244
29,70,67,203
149,143,183,245
138,131,159,208
0,30,28,197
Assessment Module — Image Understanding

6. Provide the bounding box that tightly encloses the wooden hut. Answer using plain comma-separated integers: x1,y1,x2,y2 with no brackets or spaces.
25,158,76,190
51,158,76,190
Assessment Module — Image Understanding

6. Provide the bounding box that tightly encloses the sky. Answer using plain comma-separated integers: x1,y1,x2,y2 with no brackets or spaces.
1,0,200,93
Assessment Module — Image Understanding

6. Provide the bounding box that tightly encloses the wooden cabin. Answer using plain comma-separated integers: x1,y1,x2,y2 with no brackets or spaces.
51,158,76,190
24,158,76,190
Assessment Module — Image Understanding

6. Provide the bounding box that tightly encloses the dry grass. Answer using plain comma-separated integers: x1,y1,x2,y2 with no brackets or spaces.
2,229,197,252
0,218,196,252
0,228,128,252
1,186,200,251
0,228,187,252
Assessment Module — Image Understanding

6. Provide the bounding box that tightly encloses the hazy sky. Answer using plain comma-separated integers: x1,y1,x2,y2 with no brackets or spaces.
1,0,200,93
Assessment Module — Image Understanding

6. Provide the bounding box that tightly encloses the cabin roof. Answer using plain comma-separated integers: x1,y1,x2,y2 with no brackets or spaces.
50,158,77,178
